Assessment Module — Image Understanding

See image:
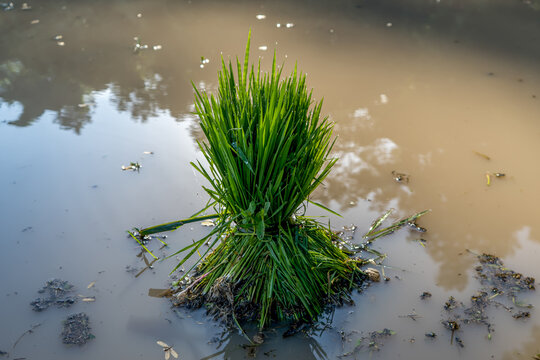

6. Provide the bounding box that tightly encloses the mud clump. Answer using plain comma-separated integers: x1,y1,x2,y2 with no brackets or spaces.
30,279,77,311
440,253,536,347
62,313,94,345
172,270,367,330
476,253,535,293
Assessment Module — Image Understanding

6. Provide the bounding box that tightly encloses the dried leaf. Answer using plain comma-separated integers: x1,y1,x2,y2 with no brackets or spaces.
148,288,173,298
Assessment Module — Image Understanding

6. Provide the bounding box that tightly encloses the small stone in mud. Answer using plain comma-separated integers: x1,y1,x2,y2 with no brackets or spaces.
512,311,530,320
420,291,432,300
365,268,380,282
252,333,265,345
62,313,94,345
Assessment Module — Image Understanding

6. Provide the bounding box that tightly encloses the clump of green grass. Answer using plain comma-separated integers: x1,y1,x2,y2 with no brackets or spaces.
139,33,366,329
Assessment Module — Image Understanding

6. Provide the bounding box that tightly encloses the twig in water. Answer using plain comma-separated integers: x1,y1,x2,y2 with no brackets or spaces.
13,323,41,349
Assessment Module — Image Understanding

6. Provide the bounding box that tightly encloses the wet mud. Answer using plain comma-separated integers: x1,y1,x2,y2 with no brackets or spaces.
440,253,536,347
30,279,77,312
61,313,94,345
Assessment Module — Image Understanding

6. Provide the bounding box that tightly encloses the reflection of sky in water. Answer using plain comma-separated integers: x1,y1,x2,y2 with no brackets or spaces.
0,98,23,122
335,137,398,177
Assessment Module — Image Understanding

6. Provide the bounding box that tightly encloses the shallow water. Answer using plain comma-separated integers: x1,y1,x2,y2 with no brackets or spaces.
1,0,540,359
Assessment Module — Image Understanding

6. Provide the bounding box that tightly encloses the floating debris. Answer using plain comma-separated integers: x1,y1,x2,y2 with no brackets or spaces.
255,14,266,20
1,2,14,11
476,253,535,294
474,151,491,160
143,151,154,155
420,291,432,300
30,19,39,24
276,23,281,28
57,41,65,47
30,279,77,311
380,94,389,103
121,162,141,171
454,336,464,348
440,252,536,346
77,103,88,108
200,57,210,68
137,13,142,18
386,22,393,27
425,332,437,338
444,296,461,311
286,23,294,28
258,45,268,51
54,34,63,40
133,37,148,53
87,281,95,289
494,172,505,177
486,172,491,186
391,170,409,183
344,328,396,355
62,313,94,345
157,341,179,359
415,238,427,247
21,2,31,10
399,310,422,321
153,45,162,51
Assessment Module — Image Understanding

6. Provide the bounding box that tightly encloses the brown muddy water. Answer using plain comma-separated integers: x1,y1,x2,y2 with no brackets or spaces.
1,0,540,359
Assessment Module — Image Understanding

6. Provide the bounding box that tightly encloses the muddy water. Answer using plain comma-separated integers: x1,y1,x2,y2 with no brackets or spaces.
1,0,540,359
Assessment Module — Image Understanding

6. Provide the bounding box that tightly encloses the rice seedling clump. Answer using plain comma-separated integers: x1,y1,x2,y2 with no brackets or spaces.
141,34,366,329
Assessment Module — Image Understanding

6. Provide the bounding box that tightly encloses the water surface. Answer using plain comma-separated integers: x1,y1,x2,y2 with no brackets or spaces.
1,0,540,359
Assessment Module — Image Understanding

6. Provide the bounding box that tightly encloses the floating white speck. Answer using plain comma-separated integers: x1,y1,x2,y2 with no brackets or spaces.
276,23,281,28
54,35,63,40
256,14,266,20
152,45,162,50
286,23,294,28
204,59,209,64
201,220,215,227
380,94,389,104
386,22,392,27
30,19,39,24
258,45,268,51
57,41,65,46
200,64,204,68
137,13,142,18
329,28,334,33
